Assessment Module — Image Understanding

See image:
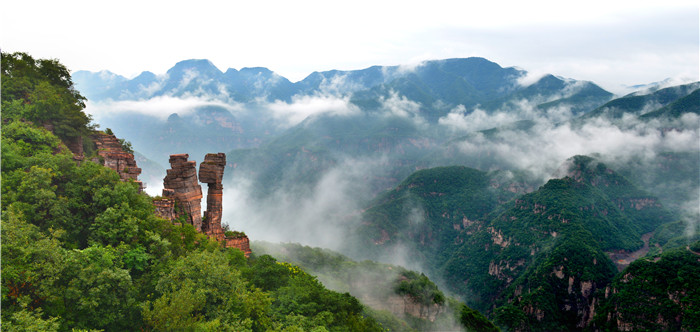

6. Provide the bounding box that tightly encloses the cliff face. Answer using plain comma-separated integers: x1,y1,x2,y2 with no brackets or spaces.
594,247,700,331
153,189,176,221
92,133,143,190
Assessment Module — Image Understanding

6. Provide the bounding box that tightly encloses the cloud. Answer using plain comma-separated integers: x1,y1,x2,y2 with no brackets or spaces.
222,156,390,251
439,105,522,132
450,106,700,183
317,74,366,95
438,99,576,133
266,94,361,128
516,69,547,87
84,96,241,121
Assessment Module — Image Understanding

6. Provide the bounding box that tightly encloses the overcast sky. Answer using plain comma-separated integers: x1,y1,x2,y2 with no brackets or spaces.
2,0,698,93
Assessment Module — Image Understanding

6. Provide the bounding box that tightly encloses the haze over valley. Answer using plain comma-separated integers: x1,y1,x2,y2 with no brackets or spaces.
69,55,700,330
3,1,698,330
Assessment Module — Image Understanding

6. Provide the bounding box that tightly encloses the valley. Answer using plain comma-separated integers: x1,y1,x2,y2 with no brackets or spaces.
3,50,698,331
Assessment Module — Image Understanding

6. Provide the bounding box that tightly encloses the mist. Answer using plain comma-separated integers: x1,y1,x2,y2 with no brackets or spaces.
222,155,389,251
218,95,699,267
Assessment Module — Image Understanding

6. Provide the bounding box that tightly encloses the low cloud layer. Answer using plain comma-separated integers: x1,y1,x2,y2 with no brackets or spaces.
267,94,361,128
85,96,240,122
222,156,389,251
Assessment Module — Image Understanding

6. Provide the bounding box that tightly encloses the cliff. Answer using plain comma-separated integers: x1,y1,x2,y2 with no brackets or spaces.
92,132,143,191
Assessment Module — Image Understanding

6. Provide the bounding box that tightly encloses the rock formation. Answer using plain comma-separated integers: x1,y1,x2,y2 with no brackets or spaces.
92,132,142,190
153,189,176,221
155,152,251,257
225,236,252,257
163,154,203,231
199,153,226,237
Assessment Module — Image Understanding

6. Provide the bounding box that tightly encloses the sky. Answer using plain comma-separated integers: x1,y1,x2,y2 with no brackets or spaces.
1,0,698,94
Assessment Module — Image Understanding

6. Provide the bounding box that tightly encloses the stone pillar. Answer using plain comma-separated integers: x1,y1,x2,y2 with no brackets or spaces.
163,154,203,230
198,153,226,237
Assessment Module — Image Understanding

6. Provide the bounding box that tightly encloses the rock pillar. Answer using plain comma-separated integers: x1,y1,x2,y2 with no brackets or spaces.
199,153,226,237
163,154,203,230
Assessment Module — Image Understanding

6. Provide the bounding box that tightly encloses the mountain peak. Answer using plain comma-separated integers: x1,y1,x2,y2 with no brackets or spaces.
168,59,222,76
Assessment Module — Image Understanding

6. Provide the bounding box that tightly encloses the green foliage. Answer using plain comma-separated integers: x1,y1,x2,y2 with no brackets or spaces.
225,230,247,238
117,137,134,154
395,271,445,308
594,247,700,331
460,304,499,332
1,53,384,332
1,52,93,140
243,254,384,331
253,241,492,331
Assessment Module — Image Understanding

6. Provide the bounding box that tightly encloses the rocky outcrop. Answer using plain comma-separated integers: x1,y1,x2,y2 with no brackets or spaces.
157,153,251,257
199,153,226,237
163,154,203,231
92,133,142,190
225,236,252,257
153,189,176,221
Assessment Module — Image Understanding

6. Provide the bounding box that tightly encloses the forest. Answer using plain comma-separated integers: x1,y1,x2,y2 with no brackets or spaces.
1,52,496,331
3,51,699,331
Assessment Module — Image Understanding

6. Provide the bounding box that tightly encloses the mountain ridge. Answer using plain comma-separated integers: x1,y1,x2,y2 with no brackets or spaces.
74,57,613,111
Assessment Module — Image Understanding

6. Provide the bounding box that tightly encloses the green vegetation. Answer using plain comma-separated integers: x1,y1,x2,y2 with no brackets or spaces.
253,241,498,331
354,156,681,331
2,52,93,141
594,245,700,331
1,52,384,331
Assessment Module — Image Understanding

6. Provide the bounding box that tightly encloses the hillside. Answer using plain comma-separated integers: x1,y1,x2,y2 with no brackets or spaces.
8,50,698,331
581,82,700,120
348,156,685,330
252,241,499,332
3,51,465,331
594,244,700,331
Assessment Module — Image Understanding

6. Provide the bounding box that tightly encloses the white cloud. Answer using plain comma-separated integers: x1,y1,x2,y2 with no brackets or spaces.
85,96,241,121
222,156,390,251
380,90,422,118
266,94,361,128
452,111,700,183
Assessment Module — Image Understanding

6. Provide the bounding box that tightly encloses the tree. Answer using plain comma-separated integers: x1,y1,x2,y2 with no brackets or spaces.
1,52,92,140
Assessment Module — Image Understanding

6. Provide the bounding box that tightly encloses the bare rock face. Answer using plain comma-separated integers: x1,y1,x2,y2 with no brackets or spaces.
163,154,203,230
153,189,176,221
199,153,226,237
225,236,252,257
92,133,142,190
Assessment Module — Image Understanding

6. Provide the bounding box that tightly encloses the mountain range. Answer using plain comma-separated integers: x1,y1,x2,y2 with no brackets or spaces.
72,57,700,331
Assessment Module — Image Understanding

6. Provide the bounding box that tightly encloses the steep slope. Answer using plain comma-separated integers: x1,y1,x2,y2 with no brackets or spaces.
350,166,524,265
252,241,499,332
444,157,673,330
582,82,700,120
594,244,700,331
640,88,700,119
349,156,675,330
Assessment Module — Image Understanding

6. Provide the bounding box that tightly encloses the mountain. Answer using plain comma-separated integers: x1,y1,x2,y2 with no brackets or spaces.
594,244,700,331
640,88,700,119
251,241,499,331
348,156,677,330
74,57,617,192
75,57,613,115
582,82,700,120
